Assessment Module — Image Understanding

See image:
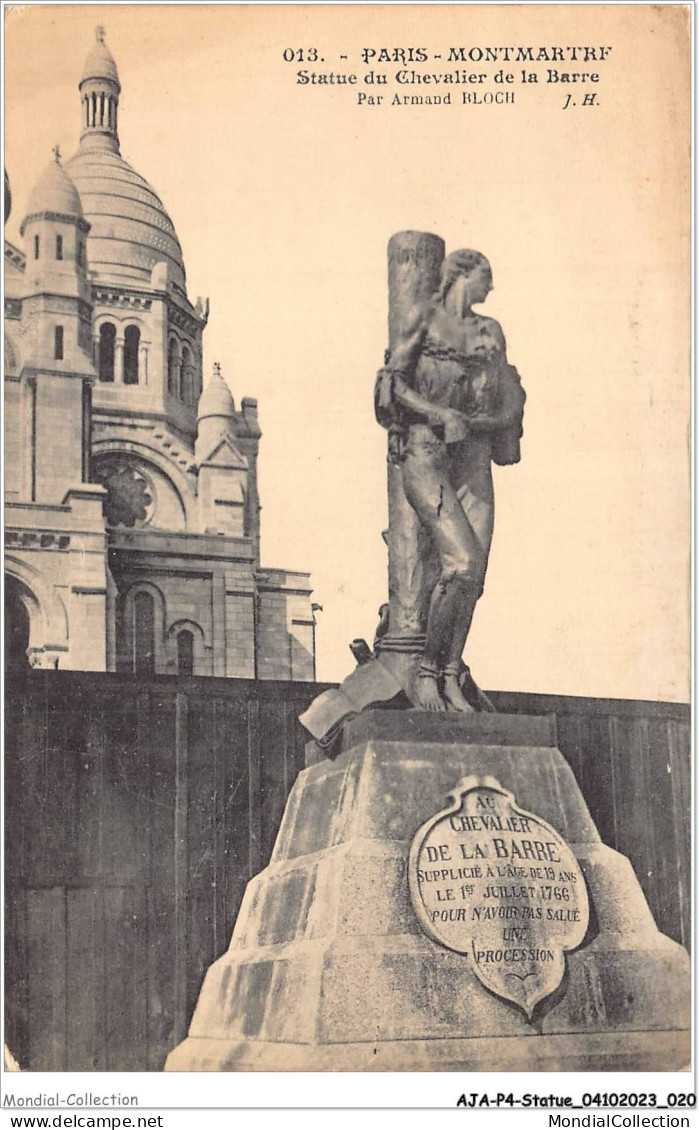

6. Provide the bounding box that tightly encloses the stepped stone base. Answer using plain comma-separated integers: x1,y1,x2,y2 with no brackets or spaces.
166,711,690,1072
167,1031,688,1073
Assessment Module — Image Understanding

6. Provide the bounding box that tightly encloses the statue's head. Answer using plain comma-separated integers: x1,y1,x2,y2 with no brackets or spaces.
438,249,492,305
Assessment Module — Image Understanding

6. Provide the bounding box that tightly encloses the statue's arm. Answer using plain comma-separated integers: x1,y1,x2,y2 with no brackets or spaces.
384,306,465,432
387,304,428,375
392,377,451,427
377,308,438,429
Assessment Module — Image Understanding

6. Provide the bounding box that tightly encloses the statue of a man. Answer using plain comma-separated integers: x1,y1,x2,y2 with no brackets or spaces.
375,248,525,712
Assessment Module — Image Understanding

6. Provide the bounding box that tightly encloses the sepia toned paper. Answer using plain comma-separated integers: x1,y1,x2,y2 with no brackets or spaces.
3,0,691,1102
5,2,690,702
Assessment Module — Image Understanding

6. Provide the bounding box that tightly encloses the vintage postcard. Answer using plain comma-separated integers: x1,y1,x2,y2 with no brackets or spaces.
2,0,692,1116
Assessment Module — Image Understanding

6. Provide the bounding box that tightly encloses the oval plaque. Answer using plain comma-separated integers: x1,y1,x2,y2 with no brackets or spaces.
408,775,589,1017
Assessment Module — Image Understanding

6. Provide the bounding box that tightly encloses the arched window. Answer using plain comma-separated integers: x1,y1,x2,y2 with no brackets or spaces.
5,575,31,675
123,325,140,385
177,630,194,676
116,585,164,673
33,235,40,260
191,362,201,406
167,338,179,397
134,591,155,674
98,322,116,382
181,345,192,406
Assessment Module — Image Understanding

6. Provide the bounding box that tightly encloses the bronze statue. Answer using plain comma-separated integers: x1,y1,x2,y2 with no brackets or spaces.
300,234,525,746
375,243,525,712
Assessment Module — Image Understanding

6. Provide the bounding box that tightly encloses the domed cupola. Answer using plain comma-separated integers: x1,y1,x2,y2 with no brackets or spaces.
196,363,237,462
198,362,236,420
82,26,120,84
64,27,187,290
17,149,93,374
19,148,91,309
21,150,83,228
79,26,121,152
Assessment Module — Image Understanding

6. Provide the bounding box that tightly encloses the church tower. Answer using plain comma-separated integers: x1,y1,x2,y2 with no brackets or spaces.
195,363,261,562
18,152,94,500
4,157,110,671
5,27,315,682
65,26,207,462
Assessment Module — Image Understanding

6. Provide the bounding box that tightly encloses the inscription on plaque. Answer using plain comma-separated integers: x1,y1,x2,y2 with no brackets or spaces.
408,775,589,1017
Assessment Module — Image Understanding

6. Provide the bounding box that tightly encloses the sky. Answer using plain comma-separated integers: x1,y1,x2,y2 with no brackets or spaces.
4,3,691,701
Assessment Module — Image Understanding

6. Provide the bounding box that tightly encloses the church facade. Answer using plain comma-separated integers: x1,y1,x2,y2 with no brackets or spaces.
4,29,316,681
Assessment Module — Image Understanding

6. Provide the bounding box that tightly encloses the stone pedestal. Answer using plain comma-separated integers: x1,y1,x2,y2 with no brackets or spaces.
166,711,690,1071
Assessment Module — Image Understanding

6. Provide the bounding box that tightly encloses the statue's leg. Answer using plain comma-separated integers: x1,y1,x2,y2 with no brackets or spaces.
442,475,495,710
424,573,479,713
441,583,481,711
402,439,484,711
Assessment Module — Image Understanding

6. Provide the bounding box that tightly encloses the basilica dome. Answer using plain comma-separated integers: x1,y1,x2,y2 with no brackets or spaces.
64,143,186,290
63,27,187,291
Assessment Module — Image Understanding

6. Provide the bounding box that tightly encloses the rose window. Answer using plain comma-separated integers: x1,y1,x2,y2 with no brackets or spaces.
93,460,154,528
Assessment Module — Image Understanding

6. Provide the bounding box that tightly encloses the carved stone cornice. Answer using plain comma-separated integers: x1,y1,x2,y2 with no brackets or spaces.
20,211,91,235
167,301,205,337
6,530,71,550
93,288,153,312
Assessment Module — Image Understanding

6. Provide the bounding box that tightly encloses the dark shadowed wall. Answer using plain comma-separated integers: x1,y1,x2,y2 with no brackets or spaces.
4,672,689,1071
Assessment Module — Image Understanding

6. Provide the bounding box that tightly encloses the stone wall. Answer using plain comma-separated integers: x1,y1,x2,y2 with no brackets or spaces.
4,671,689,1071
